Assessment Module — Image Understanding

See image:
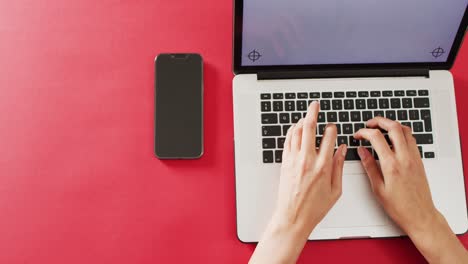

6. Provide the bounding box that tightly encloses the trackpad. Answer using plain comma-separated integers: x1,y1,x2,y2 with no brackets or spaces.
319,173,389,228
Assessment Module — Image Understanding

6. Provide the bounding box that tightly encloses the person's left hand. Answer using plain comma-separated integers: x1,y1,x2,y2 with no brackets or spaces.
271,101,347,238
249,101,347,264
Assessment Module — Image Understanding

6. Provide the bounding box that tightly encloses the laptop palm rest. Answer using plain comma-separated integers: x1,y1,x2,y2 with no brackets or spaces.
318,172,390,228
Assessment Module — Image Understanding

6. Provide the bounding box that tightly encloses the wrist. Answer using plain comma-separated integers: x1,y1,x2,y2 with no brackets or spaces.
406,209,446,242
407,210,466,263
250,216,311,264
269,211,317,242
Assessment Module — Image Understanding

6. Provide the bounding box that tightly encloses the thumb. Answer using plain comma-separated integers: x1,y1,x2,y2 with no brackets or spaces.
357,147,385,195
331,145,347,192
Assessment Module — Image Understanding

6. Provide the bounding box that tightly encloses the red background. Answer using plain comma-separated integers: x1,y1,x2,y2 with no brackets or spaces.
0,0,467,263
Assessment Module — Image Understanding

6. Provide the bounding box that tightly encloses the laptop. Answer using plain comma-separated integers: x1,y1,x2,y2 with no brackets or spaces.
233,0,468,242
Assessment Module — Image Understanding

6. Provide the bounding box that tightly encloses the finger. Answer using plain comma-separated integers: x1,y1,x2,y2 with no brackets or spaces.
301,101,319,153
331,144,347,191
318,123,338,161
291,119,304,151
283,124,295,156
402,125,421,158
354,129,393,160
357,147,385,193
366,117,407,152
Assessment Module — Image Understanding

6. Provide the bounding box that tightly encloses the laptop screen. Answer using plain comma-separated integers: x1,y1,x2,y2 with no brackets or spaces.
240,0,468,67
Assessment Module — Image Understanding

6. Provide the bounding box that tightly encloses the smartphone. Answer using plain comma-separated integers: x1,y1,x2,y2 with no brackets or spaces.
155,53,203,159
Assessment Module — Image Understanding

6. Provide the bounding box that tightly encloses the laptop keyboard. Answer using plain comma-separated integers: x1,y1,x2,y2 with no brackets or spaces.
260,90,435,163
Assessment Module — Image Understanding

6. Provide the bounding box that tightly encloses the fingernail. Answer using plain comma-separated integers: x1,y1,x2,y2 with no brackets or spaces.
341,145,347,157
357,147,368,159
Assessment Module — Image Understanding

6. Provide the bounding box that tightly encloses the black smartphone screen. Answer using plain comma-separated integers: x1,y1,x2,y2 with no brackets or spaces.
155,54,203,159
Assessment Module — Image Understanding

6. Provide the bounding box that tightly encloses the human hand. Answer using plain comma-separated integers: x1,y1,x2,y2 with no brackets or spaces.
354,117,468,263
354,117,438,237
272,101,347,238
249,101,347,264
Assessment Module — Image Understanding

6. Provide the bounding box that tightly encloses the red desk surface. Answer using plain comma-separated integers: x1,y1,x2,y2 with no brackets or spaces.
0,1,467,263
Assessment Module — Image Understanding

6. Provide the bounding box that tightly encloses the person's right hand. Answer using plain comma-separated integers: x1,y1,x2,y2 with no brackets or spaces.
354,117,439,237
354,117,468,263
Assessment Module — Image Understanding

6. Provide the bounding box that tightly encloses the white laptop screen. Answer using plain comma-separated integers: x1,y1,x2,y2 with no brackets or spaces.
240,0,468,67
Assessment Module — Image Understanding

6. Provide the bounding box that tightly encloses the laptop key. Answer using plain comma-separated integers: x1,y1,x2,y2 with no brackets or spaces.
277,138,286,149
297,100,307,111
318,124,326,135
345,148,360,160
414,134,433,144
261,94,271,100
275,150,283,163
379,98,390,109
322,92,333,98
350,111,361,122
346,91,357,98
371,91,381,97
283,125,291,136
273,93,284,99
409,109,419,120
279,113,290,124
263,126,282,136
320,100,331,110
336,124,342,134
298,93,308,99
286,93,296,99
421,110,432,132
318,112,326,123
367,99,378,109
397,110,408,120
395,90,405,96
263,151,274,163
406,90,417,96
273,101,283,111
418,146,423,158
391,98,401,108
413,122,424,132
418,90,429,96
374,111,384,117
358,91,369,97
354,123,365,132
414,98,430,108
261,113,278,124
349,137,360,147
262,138,276,149
401,122,412,128
285,101,295,111
327,112,338,122
261,101,271,112
310,92,321,99
316,136,323,147
344,99,354,110
424,152,435,159
356,99,366,109
362,111,373,121
383,91,393,97
402,98,413,108
332,100,343,110
334,92,345,98
291,113,302,123
343,123,353,134
339,112,350,122
386,110,396,120
337,136,348,145
362,140,371,146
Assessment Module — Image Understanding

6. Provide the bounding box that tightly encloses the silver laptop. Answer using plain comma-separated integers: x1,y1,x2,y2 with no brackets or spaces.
233,0,468,242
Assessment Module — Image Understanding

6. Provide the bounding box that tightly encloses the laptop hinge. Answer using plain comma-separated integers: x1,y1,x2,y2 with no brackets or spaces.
257,68,430,80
